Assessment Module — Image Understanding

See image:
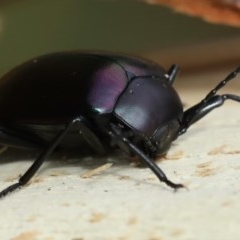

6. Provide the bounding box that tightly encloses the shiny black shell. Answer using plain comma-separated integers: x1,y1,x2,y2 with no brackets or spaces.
0,52,183,149
0,52,168,123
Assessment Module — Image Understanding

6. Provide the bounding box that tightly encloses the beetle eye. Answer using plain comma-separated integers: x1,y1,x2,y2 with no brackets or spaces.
153,125,168,142
152,120,180,155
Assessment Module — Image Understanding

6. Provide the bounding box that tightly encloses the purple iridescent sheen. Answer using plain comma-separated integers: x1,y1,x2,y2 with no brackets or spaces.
87,64,128,114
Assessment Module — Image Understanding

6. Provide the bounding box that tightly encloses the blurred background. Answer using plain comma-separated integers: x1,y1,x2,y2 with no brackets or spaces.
0,0,240,77
1,2,240,239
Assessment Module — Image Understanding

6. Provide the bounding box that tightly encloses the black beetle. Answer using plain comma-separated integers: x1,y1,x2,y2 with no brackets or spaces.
0,51,239,198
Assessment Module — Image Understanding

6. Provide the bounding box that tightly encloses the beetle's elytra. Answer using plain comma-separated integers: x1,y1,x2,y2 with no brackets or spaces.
0,51,239,198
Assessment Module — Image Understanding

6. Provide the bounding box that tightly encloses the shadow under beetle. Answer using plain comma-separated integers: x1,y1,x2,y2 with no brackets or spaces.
0,51,239,198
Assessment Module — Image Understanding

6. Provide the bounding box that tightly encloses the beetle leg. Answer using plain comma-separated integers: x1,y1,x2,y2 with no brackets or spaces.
0,126,43,149
0,117,82,198
77,121,106,155
107,124,185,190
180,94,240,134
203,66,240,101
166,64,179,85
122,137,185,190
179,66,240,135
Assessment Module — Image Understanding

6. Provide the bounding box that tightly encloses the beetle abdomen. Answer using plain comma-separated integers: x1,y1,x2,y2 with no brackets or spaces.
0,53,130,124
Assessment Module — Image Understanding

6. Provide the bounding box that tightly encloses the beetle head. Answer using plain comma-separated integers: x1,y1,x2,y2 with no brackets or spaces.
114,76,183,157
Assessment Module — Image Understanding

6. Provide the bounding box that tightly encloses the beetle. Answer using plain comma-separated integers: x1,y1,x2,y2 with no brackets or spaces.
0,51,239,198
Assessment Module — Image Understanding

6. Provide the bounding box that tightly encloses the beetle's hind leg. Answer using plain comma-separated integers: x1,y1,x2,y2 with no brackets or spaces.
0,126,44,149
0,117,82,198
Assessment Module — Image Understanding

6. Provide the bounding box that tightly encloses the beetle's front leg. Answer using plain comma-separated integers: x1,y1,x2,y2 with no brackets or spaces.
107,123,185,190
179,66,240,135
179,94,240,135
